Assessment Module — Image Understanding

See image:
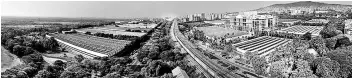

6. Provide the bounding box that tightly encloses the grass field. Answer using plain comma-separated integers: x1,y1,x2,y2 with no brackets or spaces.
196,26,248,38
1,46,22,72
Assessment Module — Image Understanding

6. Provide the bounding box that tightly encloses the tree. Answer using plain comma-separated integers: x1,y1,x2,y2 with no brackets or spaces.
325,38,337,50
148,52,160,60
44,65,64,77
34,70,54,78
23,66,39,77
159,50,175,61
22,53,44,64
192,30,206,41
224,44,234,53
244,52,255,64
251,56,268,76
290,59,318,78
335,36,352,48
327,49,352,78
53,60,65,67
63,64,91,78
145,61,172,77
320,23,341,38
157,36,173,51
5,39,17,52
309,37,329,56
74,55,84,62
301,32,312,40
45,37,59,51
328,17,346,33
59,71,76,78
310,57,340,78
137,50,149,63
269,60,291,77
12,45,34,57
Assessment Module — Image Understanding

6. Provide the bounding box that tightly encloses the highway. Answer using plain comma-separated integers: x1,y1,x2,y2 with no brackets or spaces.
171,19,267,78
170,20,215,78
171,19,241,78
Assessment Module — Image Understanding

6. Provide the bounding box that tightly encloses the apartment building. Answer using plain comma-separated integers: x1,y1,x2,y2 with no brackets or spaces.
231,12,278,36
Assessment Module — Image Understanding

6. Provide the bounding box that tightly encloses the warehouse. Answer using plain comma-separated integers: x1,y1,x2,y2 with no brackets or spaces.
232,36,291,57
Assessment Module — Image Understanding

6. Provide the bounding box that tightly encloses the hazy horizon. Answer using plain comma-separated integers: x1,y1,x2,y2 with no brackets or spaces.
2,1,352,18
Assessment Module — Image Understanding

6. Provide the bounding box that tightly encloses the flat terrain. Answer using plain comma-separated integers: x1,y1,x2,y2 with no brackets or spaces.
76,25,153,37
1,25,59,28
196,26,249,38
1,46,22,72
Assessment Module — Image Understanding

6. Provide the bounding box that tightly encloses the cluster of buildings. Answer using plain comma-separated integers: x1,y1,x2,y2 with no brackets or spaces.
181,13,226,22
229,11,278,36
182,11,279,36
181,11,352,59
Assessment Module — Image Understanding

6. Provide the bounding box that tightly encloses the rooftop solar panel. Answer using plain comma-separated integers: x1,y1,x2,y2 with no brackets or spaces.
278,26,323,35
233,36,291,56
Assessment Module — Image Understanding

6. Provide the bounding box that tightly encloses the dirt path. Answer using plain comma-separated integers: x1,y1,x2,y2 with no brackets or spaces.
1,46,23,72
42,56,67,65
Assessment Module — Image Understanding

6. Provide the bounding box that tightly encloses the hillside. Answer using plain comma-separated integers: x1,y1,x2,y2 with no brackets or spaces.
254,1,352,13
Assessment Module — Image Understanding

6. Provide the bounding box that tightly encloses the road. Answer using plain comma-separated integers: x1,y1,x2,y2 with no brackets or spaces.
171,19,241,78
196,41,266,78
170,20,214,78
171,19,267,78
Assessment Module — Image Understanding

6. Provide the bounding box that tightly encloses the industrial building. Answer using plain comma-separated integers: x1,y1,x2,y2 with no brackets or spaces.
232,36,291,57
276,26,324,37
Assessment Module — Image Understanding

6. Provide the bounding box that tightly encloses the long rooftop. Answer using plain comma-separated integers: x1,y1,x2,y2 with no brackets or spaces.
276,26,324,36
233,36,291,57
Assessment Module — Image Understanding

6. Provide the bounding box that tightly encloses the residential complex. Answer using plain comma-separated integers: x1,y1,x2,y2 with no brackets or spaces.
227,11,278,36
185,13,226,22
231,14,277,31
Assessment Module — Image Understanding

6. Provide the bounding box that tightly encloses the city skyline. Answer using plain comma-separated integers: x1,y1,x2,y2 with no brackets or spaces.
2,1,352,18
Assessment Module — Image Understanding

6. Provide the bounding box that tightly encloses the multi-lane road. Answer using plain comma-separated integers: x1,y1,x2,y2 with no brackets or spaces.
171,20,240,78
171,19,266,78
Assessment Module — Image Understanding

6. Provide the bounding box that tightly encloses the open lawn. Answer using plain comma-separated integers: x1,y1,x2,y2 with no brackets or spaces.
1,46,22,72
196,26,248,38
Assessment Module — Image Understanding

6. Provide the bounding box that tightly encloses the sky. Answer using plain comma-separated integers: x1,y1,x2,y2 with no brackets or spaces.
2,1,352,18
